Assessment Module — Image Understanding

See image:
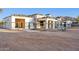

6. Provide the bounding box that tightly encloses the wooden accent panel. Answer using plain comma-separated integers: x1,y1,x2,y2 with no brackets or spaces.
15,18,25,28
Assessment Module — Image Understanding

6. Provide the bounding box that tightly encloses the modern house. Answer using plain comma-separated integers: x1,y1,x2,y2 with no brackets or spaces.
3,14,33,30
56,16,72,29
3,14,57,30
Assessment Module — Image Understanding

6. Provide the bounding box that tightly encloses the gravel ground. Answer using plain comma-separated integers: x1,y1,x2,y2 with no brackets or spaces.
0,29,79,51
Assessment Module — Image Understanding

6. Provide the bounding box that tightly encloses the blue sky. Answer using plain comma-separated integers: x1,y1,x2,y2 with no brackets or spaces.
0,8,79,19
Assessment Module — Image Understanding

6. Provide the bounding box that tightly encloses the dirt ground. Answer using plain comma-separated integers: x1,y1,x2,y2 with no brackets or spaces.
0,29,79,51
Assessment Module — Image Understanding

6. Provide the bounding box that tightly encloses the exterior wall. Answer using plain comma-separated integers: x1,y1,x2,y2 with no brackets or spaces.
56,18,63,29
66,20,72,28
57,18,72,29
3,16,12,29
33,16,57,30
3,15,57,30
45,18,57,29
25,17,33,29
33,14,46,18
32,14,46,29
11,16,33,29
32,14,46,23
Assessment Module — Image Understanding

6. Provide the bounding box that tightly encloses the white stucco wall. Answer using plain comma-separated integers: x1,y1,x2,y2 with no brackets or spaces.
11,16,33,29
34,14,46,18
3,15,57,30
25,17,33,29
46,18,57,29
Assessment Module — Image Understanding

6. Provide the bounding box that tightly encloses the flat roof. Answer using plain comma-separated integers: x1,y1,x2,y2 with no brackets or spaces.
3,14,31,19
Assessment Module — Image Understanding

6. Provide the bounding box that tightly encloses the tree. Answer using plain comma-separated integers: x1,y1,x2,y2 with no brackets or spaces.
0,21,6,28
76,16,79,23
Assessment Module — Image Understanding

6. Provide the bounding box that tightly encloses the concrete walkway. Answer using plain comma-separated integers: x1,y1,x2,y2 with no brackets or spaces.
0,28,79,33
0,29,20,32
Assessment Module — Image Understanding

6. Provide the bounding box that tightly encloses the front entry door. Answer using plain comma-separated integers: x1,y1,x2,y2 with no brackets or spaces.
15,19,25,28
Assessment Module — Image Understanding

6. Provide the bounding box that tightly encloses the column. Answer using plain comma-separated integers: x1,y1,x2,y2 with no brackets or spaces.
45,20,48,29
53,21,55,29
